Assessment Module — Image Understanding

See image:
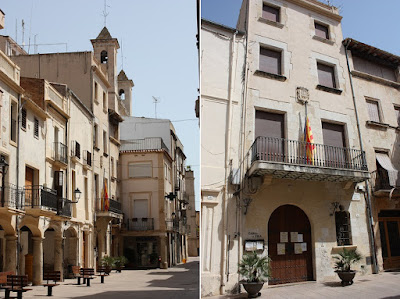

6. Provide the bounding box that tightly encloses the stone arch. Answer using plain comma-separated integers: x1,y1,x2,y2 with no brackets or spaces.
64,226,79,271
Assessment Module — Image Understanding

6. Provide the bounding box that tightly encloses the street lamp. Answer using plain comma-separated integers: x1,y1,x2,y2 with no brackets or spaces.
0,156,9,207
71,188,81,203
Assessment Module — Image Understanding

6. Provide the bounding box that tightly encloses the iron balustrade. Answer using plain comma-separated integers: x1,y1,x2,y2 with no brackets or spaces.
58,198,72,217
250,136,368,171
24,185,58,211
53,142,68,164
96,198,122,214
0,184,24,209
126,218,154,231
83,150,92,167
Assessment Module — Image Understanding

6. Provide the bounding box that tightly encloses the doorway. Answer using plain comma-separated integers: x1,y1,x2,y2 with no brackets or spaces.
268,205,313,285
378,210,400,270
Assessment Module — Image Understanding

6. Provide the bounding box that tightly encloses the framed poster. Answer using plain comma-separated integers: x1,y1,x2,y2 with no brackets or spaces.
277,243,285,255
280,232,288,243
290,232,298,242
294,243,302,254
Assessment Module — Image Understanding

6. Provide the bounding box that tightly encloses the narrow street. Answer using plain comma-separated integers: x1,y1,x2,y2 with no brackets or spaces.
20,257,199,298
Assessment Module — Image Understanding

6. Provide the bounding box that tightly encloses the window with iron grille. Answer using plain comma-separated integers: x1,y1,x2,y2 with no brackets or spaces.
335,210,352,246
34,118,39,138
21,108,27,129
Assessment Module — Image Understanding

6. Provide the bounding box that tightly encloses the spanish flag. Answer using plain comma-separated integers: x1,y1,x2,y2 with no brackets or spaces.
305,117,315,164
101,178,109,211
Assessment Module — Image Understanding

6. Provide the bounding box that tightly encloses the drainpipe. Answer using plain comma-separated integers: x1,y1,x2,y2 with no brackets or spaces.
220,26,238,294
344,39,378,274
16,93,21,274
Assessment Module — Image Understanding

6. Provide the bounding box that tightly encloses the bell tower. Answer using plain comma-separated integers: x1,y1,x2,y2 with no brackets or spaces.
117,70,134,116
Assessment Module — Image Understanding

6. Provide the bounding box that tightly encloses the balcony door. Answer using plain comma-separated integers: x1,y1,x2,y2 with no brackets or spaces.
255,111,284,162
322,122,347,168
268,205,313,285
25,166,35,207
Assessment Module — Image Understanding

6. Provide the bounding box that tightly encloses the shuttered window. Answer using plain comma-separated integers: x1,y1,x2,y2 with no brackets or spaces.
317,63,336,88
21,108,27,129
315,22,329,39
128,162,152,178
10,102,17,142
34,118,39,138
260,48,282,75
255,111,284,139
366,100,381,122
335,210,352,246
262,4,280,22
395,107,400,127
75,141,81,159
322,122,346,167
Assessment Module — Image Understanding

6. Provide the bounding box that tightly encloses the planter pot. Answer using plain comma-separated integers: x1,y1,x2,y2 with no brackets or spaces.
240,281,264,298
336,270,356,286
104,266,112,275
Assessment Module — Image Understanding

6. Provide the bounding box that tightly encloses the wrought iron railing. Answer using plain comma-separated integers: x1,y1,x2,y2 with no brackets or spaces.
126,218,154,231
58,198,72,217
166,218,180,232
371,168,393,191
249,136,368,171
96,198,122,214
0,184,24,209
53,142,68,164
83,150,92,167
24,185,58,210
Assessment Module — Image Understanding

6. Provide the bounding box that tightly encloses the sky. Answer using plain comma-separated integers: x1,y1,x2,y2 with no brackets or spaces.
0,0,200,210
201,0,400,56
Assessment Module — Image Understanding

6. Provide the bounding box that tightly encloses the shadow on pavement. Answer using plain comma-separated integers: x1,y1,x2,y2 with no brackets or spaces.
74,290,198,299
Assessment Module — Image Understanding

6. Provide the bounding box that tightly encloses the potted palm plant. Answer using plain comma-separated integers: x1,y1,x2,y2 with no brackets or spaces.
238,251,271,298
100,256,115,274
333,248,362,286
114,256,128,273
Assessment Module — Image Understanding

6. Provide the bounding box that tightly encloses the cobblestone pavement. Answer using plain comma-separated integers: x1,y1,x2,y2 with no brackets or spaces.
18,257,199,298
209,270,400,299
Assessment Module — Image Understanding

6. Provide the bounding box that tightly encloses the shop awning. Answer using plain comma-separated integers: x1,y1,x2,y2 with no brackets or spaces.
376,153,398,187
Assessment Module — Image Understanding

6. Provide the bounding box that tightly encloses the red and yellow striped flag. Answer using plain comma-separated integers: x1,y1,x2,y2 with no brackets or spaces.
306,117,315,164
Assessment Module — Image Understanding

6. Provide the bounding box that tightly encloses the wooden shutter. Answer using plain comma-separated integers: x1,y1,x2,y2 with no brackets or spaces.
54,171,63,198
322,122,345,148
255,111,284,139
262,4,279,22
317,63,335,88
260,48,281,75
315,22,329,39
34,118,39,137
21,108,27,129
366,100,381,122
129,162,152,178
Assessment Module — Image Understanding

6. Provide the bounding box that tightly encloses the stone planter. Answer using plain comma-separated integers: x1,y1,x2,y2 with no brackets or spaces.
240,281,264,298
336,270,356,286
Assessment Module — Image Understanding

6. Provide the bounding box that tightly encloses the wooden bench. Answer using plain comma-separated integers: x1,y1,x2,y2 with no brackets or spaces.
1,275,31,299
72,266,83,285
43,271,61,296
0,272,15,286
96,267,109,284
80,268,95,287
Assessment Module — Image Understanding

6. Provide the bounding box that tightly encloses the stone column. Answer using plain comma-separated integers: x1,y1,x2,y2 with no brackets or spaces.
4,235,17,272
160,236,168,269
32,237,43,286
97,230,106,260
53,237,64,280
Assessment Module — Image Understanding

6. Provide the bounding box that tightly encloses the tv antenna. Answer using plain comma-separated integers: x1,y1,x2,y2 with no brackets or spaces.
102,0,110,27
152,96,161,119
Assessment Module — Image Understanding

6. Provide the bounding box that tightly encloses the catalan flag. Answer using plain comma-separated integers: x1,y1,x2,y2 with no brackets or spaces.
101,178,109,211
305,117,315,164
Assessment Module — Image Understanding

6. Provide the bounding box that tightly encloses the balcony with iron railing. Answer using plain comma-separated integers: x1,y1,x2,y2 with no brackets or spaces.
239,136,370,183
57,198,72,217
0,184,24,210
53,142,68,165
83,150,92,169
24,185,58,211
96,197,122,216
125,218,155,231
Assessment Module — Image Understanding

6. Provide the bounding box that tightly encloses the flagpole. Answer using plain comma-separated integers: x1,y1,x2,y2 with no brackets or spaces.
304,101,308,163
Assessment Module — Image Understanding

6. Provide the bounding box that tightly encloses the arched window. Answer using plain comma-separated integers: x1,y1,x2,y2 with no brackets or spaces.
119,89,125,100
101,50,108,64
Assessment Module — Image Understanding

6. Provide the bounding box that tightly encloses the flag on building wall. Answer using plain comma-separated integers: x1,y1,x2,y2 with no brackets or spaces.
305,117,315,164
101,178,109,211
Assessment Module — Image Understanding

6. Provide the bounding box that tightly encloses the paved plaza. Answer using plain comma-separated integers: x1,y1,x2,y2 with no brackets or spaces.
14,257,199,299
210,270,400,299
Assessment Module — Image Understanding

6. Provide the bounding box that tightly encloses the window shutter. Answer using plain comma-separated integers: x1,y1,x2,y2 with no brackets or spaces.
259,48,281,75
75,141,81,159
317,63,336,88
262,4,280,22
128,163,152,178
315,22,329,39
366,100,380,122
322,122,345,148
255,111,284,139
34,118,39,137
21,108,27,129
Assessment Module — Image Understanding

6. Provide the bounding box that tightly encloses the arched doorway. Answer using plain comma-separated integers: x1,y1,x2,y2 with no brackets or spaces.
268,205,313,285
64,228,78,273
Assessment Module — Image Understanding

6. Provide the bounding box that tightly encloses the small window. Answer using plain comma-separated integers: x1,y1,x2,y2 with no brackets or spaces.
21,108,27,129
100,50,108,64
315,22,329,39
395,107,400,127
111,157,115,177
366,100,381,123
262,3,280,23
34,118,39,138
119,89,125,100
335,207,352,246
74,141,81,159
103,91,107,112
317,62,336,88
94,82,98,102
94,124,98,148
128,162,152,178
10,101,17,142
259,47,282,75
103,130,107,155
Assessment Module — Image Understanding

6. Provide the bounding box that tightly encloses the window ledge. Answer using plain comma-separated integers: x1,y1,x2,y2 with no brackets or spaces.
351,70,400,88
312,35,334,45
366,121,389,130
103,152,109,158
316,84,342,95
254,70,286,82
93,146,100,152
258,17,284,28
331,245,357,254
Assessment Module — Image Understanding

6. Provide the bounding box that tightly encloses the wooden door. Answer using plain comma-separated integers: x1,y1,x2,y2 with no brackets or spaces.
25,167,34,206
322,122,347,168
268,205,313,285
379,214,400,270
